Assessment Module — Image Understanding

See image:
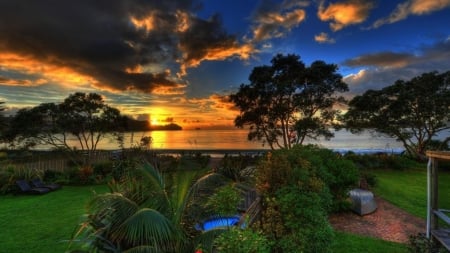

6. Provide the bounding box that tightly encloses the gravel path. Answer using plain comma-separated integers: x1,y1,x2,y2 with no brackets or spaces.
329,197,426,243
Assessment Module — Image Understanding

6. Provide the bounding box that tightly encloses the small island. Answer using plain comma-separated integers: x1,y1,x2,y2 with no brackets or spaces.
149,123,182,131
125,117,182,131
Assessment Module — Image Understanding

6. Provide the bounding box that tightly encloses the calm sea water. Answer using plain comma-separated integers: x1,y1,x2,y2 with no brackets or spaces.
96,129,406,154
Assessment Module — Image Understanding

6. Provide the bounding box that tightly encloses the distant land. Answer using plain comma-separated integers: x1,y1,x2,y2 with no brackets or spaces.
125,117,182,131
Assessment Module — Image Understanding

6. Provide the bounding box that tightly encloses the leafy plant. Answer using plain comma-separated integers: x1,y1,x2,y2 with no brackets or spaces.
205,184,243,216
214,227,272,253
70,158,228,252
408,233,447,253
253,145,359,252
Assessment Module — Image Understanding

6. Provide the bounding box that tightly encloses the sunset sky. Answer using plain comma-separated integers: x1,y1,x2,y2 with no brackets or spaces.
0,0,449,129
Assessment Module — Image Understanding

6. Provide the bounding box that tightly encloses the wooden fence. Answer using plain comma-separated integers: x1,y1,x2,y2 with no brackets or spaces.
2,149,268,173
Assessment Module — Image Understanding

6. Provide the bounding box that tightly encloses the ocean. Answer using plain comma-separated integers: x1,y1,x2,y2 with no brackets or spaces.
97,129,406,154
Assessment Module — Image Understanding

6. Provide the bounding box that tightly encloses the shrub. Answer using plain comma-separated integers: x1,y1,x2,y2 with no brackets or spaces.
214,227,272,253
276,186,334,253
345,153,422,170
359,170,378,189
257,145,359,212
0,168,13,194
254,146,352,252
92,161,113,177
205,184,243,216
218,154,259,183
408,233,447,253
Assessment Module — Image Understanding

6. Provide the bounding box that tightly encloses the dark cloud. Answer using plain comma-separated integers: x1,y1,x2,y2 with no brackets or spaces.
0,0,246,93
343,52,415,68
343,38,450,69
343,38,450,95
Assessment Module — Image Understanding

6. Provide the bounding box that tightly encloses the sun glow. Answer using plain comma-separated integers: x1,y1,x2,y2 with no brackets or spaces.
151,118,160,126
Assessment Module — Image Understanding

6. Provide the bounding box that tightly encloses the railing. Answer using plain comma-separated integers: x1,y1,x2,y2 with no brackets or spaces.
426,151,450,251
245,196,262,226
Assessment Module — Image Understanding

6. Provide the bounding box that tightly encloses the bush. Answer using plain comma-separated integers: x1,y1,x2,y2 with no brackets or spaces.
218,154,259,183
214,228,272,253
205,184,243,216
257,145,359,212
276,186,334,253
254,145,354,252
0,168,13,194
408,233,447,253
345,153,422,170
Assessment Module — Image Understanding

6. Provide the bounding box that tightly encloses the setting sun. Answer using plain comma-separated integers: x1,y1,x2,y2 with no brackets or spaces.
150,118,159,126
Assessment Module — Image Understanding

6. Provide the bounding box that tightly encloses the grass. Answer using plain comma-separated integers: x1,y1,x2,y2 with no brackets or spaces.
333,232,408,253
0,185,108,253
372,167,450,219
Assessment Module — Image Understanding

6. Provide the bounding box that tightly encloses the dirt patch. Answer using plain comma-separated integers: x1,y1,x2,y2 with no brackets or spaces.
329,196,426,243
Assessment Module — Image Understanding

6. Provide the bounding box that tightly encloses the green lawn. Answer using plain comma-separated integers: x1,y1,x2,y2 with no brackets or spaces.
333,232,408,253
372,167,450,219
0,185,108,253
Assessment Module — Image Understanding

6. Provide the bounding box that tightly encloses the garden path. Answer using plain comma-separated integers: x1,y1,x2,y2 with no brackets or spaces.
329,196,426,244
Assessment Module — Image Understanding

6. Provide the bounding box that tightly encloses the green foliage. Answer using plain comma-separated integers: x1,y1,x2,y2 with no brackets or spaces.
71,161,179,251
408,233,447,253
218,154,259,183
0,165,45,192
0,167,13,193
254,145,358,252
276,186,334,253
344,71,450,157
70,159,215,252
214,227,272,253
230,53,348,149
205,184,242,216
0,182,415,253
256,145,359,212
345,153,423,170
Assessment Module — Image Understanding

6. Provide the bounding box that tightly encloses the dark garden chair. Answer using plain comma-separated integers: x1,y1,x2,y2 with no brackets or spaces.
31,178,61,191
16,179,50,195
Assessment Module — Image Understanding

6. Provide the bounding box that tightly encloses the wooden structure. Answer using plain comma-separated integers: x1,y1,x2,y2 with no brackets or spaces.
426,151,450,250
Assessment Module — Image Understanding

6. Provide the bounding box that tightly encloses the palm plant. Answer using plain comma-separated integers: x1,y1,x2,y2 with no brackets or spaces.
70,159,227,253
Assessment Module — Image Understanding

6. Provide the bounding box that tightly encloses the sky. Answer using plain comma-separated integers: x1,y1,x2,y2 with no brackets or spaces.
0,0,449,129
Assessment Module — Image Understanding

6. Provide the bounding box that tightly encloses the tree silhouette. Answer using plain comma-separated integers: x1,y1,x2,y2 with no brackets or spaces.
344,71,450,158
230,54,348,149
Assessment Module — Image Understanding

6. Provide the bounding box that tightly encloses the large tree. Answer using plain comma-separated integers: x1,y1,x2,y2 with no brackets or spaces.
230,54,348,149
4,93,126,161
0,101,5,133
343,71,450,158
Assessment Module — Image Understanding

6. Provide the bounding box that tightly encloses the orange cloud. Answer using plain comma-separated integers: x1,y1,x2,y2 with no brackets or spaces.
130,13,157,33
179,43,255,76
152,83,187,95
252,8,306,42
0,53,96,87
314,32,336,44
318,0,374,31
372,0,450,28
175,10,190,33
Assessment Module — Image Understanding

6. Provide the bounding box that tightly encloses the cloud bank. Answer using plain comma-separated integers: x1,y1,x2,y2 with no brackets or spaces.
0,0,256,93
343,38,450,94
